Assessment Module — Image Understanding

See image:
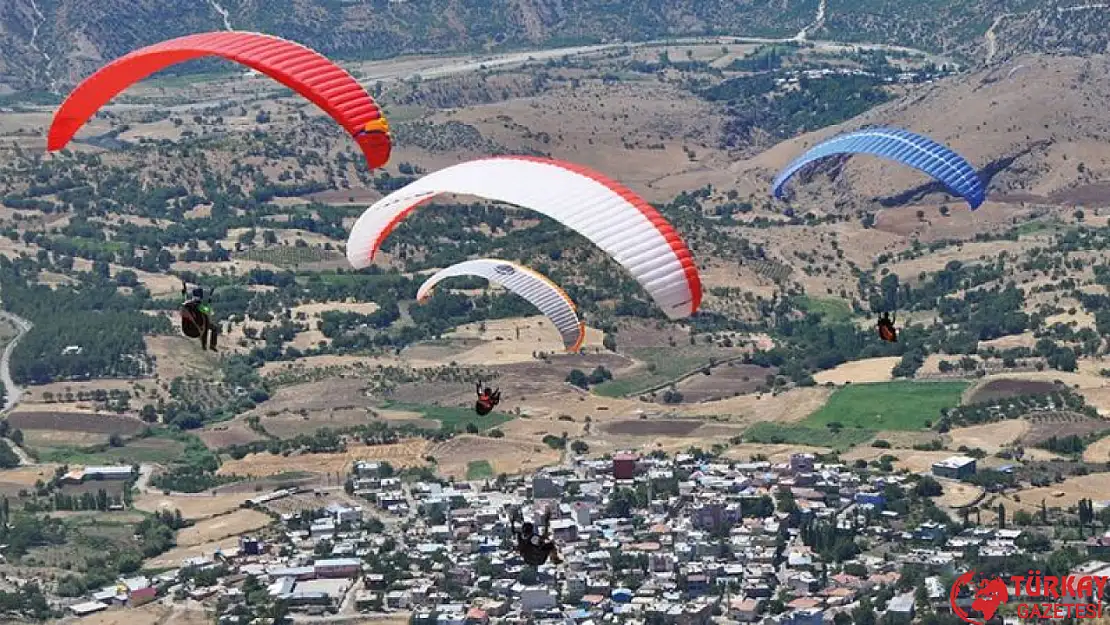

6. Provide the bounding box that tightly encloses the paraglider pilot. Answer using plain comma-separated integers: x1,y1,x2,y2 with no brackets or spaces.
180,281,218,351
511,506,562,566
475,381,501,415
877,311,898,343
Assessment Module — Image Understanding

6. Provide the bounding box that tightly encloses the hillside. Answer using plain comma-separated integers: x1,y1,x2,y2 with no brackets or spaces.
728,54,1110,217
4,0,1110,94
0,17,1107,614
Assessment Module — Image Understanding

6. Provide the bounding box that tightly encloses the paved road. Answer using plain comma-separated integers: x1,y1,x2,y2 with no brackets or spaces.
0,310,32,415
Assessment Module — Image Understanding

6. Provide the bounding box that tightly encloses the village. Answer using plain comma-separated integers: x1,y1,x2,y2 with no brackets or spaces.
53,450,1110,624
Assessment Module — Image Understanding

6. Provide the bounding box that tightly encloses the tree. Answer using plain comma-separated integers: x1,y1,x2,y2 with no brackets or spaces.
997,503,1006,529
603,332,617,352
566,369,589,389
571,440,589,454
914,476,943,498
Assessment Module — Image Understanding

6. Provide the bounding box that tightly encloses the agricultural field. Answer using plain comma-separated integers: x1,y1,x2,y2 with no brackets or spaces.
262,491,366,517
145,535,244,569
174,509,272,548
964,378,1060,405
72,603,212,625
7,411,146,436
428,435,561,479
134,493,249,521
669,363,778,403
1021,412,1110,447
740,422,876,452
467,460,495,480
803,381,969,431
195,422,267,450
378,402,514,432
217,440,432,478
813,358,900,385
603,420,705,437
1002,473,1110,514
33,434,185,466
593,344,756,398
945,420,1030,454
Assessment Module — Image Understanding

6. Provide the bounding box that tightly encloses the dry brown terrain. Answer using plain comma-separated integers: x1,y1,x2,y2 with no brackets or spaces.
814,358,900,385
217,440,432,478
429,434,561,479
145,535,243,569
195,422,267,450
7,411,145,435
174,509,272,548
936,480,983,509
1003,473,1110,513
946,420,1030,454
134,493,249,520
0,465,60,496
60,603,211,625
724,443,832,462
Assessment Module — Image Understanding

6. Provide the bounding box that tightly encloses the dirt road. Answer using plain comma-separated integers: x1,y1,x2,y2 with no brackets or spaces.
0,310,32,414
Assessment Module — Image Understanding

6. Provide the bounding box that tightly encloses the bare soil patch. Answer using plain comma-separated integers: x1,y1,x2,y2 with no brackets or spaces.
248,378,370,415
134,493,249,521
20,429,110,449
146,335,221,382
814,358,900,385
946,420,1030,454
723,443,832,462
262,408,376,439
71,603,211,625
1004,473,1110,513
145,535,242,569
218,439,431,478
841,448,1006,474
195,422,267,450
429,434,560,479
1022,412,1110,445
1082,434,1110,463
0,465,60,495
175,508,272,547
263,491,366,517
937,480,983,508
672,363,777,402
603,419,705,436
965,378,1060,405
7,411,145,435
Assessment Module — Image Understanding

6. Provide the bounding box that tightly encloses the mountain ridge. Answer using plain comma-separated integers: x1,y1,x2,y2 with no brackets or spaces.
4,0,1110,95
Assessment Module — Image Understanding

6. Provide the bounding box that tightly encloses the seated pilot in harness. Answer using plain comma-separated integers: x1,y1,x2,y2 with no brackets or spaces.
510,506,562,566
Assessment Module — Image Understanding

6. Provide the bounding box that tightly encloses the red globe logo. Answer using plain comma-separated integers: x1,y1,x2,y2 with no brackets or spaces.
951,571,1009,625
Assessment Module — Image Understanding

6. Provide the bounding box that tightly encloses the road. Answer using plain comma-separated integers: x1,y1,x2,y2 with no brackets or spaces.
385,35,953,84
0,310,32,415
135,464,154,492
2,438,31,466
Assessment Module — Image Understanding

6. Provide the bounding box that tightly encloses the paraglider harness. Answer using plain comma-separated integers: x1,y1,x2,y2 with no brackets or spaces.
877,312,898,343
511,507,562,566
475,381,501,416
180,282,219,351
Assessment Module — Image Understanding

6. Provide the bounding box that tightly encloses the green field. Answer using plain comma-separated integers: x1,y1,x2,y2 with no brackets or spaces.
794,296,853,323
35,435,186,466
466,460,494,480
742,422,875,452
380,401,513,431
804,380,968,431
